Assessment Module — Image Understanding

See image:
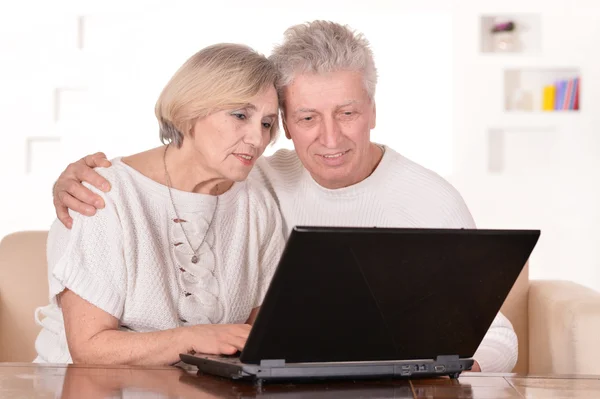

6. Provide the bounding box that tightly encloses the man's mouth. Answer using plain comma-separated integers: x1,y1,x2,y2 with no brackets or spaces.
320,150,350,159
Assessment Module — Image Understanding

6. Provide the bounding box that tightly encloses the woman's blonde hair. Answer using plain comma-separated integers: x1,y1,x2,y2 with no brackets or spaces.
156,43,279,147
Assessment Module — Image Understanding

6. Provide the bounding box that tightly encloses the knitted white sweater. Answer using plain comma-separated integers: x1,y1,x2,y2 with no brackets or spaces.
251,146,518,373
34,158,284,363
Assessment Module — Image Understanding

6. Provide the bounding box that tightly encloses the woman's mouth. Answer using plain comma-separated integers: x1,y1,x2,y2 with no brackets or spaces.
233,153,254,166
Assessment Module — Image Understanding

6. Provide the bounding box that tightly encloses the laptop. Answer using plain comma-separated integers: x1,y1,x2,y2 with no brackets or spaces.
180,226,540,381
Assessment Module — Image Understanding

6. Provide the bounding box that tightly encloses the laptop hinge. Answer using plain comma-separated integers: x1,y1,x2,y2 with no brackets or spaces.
259,359,286,367
435,355,460,362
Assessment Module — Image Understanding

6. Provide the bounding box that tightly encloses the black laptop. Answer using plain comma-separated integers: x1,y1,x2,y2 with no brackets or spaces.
180,226,539,381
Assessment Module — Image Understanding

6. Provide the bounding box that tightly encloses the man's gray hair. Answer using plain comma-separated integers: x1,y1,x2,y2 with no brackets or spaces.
269,20,378,111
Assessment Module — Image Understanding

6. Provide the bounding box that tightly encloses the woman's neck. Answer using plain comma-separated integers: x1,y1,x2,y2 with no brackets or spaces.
122,145,233,195
163,144,233,195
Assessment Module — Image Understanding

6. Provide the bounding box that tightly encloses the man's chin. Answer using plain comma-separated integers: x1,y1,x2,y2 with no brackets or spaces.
310,168,356,189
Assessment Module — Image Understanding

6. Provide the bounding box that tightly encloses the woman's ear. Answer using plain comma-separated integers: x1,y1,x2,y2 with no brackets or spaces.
188,119,197,140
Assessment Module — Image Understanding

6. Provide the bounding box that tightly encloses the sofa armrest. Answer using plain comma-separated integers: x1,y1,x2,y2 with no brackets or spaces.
529,280,600,375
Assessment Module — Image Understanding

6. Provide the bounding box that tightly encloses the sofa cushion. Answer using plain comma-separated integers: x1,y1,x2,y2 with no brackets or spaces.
0,231,49,361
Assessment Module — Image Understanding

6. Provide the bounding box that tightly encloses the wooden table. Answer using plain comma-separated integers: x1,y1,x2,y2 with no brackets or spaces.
2,362,600,398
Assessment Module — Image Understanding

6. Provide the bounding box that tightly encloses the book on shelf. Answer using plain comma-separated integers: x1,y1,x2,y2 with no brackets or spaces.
542,85,555,111
543,77,580,111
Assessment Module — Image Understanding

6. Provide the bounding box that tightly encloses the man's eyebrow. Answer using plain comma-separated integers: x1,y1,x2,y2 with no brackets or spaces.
334,100,358,110
292,101,359,114
294,107,317,114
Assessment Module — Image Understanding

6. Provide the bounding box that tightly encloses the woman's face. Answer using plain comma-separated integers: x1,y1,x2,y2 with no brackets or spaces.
188,85,279,182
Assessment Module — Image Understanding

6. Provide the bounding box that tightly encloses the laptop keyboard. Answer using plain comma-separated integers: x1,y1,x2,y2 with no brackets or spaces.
202,354,241,364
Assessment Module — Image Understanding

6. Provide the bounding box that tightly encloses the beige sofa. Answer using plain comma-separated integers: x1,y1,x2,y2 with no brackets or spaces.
1,230,600,374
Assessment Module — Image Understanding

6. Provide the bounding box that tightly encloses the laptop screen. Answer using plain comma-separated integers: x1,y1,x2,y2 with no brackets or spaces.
241,226,539,364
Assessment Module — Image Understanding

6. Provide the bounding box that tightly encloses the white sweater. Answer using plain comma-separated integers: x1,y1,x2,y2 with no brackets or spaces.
34,158,284,363
250,145,518,373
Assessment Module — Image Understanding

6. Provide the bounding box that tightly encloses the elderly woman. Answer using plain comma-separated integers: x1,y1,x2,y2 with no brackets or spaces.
34,43,284,365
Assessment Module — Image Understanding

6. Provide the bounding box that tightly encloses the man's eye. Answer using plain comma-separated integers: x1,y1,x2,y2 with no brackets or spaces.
262,122,272,128
303,117,313,121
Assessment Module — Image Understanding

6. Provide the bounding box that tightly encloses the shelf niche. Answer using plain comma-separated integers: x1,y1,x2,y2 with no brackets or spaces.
504,68,580,112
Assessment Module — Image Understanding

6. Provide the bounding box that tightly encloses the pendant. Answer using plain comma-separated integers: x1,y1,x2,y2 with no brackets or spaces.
191,255,199,264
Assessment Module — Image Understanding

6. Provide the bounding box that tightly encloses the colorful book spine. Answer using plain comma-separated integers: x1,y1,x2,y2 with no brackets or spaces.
546,77,580,111
554,80,564,110
573,77,580,110
563,79,573,110
542,85,556,111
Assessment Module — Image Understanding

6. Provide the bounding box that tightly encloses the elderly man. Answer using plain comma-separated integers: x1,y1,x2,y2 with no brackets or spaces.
51,20,517,373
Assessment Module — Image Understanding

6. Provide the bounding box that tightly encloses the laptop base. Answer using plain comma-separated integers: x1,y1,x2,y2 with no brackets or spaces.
180,354,473,382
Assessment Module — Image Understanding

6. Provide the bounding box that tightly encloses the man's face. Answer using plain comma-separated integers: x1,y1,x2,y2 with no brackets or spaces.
282,70,377,189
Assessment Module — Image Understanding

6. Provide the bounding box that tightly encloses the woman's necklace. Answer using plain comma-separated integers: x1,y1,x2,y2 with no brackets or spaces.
163,144,218,264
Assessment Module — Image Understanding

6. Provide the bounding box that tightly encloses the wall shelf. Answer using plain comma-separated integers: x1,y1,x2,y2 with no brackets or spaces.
487,126,559,175
504,68,580,112
481,14,541,54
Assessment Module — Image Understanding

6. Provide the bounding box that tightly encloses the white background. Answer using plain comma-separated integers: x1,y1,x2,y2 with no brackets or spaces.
0,0,598,291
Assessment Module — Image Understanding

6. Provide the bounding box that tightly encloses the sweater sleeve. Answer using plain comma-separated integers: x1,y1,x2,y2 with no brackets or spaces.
473,312,518,372
47,181,127,319
252,187,285,308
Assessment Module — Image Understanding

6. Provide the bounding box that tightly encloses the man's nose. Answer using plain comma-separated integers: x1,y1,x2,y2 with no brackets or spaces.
319,117,342,148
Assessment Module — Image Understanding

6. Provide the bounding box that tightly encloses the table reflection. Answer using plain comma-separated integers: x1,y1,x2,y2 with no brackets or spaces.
4,363,478,398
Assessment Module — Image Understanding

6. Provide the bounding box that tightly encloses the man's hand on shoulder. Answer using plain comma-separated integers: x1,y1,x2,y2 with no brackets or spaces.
53,152,112,229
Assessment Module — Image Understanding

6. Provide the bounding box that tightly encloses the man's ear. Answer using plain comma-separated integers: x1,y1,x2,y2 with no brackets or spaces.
370,101,377,130
282,116,292,140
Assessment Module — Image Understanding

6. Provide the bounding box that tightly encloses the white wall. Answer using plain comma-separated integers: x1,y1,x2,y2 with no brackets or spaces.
0,0,598,291
450,0,600,291
0,1,453,236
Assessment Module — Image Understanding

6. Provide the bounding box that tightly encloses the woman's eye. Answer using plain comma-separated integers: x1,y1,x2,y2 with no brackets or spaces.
233,113,246,120
262,122,272,129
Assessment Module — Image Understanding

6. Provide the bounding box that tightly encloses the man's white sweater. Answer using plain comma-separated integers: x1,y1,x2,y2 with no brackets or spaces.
251,145,518,373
